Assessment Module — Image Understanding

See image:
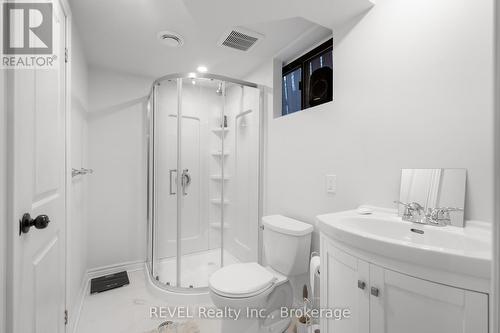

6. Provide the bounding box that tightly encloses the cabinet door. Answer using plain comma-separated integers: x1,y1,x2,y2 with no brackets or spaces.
320,238,370,333
369,265,488,333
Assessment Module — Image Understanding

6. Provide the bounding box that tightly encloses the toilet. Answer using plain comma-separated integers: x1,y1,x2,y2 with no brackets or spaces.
209,215,313,333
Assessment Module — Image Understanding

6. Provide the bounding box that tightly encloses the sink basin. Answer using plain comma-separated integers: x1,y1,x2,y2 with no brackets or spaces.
317,208,491,279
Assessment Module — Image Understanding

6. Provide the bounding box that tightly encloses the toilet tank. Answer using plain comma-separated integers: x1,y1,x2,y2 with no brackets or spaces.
262,215,313,276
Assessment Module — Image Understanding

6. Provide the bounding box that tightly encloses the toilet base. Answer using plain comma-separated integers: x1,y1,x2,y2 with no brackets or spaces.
213,282,294,333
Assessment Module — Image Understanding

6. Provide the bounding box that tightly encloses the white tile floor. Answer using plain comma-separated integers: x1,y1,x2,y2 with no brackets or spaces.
76,269,221,333
76,254,298,333
77,249,238,333
154,249,240,288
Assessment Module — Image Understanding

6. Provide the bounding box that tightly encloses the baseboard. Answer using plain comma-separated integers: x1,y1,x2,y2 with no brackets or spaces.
70,260,146,333
86,259,146,280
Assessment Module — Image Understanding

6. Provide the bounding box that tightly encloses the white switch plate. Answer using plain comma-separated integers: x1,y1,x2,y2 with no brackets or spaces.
326,175,336,194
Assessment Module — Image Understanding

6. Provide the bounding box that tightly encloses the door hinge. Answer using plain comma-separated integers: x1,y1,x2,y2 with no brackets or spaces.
64,310,68,325
64,48,69,63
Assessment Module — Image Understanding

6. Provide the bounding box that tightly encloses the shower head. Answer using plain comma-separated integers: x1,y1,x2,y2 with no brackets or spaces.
216,82,223,96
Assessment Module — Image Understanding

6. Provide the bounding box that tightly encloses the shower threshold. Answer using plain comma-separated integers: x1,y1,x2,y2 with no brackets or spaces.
154,248,239,289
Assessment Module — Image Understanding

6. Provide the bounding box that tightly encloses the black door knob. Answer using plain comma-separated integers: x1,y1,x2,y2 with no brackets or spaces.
19,213,50,235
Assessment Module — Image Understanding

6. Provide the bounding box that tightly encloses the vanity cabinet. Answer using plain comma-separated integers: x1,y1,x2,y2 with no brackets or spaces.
320,236,488,333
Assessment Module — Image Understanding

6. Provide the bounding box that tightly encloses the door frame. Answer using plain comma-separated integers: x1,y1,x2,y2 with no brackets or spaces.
1,46,7,333
493,0,500,331
3,0,72,331
60,0,73,330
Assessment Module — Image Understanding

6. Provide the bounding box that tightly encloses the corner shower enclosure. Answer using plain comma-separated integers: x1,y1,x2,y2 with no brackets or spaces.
146,73,263,292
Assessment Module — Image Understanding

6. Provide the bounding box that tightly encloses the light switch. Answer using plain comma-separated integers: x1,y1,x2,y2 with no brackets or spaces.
326,175,336,194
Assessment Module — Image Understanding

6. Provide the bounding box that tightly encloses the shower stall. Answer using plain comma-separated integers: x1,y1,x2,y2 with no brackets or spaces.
146,73,263,292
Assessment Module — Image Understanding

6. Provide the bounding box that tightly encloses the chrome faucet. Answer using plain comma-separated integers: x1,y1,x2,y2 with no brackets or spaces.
394,201,425,222
425,207,464,226
395,201,463,226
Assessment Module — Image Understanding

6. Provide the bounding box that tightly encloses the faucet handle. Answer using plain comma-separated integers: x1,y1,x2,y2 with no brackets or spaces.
442,207,464,212
394,201,424,212
394,200,412,218
394,200,410,210
430,207,463,216
428,207,464,226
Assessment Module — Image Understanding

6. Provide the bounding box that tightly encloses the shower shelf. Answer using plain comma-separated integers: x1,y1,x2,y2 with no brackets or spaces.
211,151,230,157
210,175,231,181
210,199,230,205
210,222,231,229
212,128,229,134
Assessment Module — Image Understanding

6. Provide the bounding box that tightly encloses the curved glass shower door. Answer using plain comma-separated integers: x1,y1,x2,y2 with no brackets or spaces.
148,74,261,291
177,78,225,288
151,78,179,286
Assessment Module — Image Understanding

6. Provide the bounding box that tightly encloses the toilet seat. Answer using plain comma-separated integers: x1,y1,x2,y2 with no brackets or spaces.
209,263,286,298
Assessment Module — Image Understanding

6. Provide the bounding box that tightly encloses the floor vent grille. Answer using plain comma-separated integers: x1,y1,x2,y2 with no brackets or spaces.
90,271,129,294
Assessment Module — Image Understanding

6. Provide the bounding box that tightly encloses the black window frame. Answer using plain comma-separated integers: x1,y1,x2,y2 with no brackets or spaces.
282,38,333,115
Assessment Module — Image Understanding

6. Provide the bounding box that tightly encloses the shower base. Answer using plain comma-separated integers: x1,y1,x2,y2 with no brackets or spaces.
154,248,239,289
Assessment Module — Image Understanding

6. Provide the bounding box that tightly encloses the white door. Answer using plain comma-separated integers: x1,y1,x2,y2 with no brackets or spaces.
179,115,206,254
320,238,369,333
369,265,488,333
157,113,206,259
8,2,67,332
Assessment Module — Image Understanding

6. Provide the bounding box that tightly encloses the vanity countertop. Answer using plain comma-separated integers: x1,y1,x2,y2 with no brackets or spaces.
317,207,491,281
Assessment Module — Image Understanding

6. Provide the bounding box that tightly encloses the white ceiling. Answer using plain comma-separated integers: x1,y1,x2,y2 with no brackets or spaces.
69,0,372,80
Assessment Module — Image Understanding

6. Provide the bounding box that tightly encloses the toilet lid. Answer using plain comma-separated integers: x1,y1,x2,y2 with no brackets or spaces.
209,263,276,297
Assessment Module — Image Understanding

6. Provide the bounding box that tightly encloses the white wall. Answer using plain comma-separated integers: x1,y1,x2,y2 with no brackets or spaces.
67,25,89,332
246,0,495,251
87,68,152,269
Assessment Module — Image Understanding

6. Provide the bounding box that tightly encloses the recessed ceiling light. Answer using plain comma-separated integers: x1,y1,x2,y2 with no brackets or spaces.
157,31,184,48
197,65,208,73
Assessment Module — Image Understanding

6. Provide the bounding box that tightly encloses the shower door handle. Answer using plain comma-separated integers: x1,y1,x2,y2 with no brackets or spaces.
181,169,191,196
169,169,177,195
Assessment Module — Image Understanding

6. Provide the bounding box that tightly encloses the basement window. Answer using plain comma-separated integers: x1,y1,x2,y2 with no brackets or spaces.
281,38,333,116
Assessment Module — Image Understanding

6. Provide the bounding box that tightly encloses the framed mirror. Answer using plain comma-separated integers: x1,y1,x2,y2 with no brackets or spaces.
398,169,466,227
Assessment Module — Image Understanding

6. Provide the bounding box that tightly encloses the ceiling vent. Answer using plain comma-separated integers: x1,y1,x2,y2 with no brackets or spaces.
218,27,263,52
157,31,184,48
